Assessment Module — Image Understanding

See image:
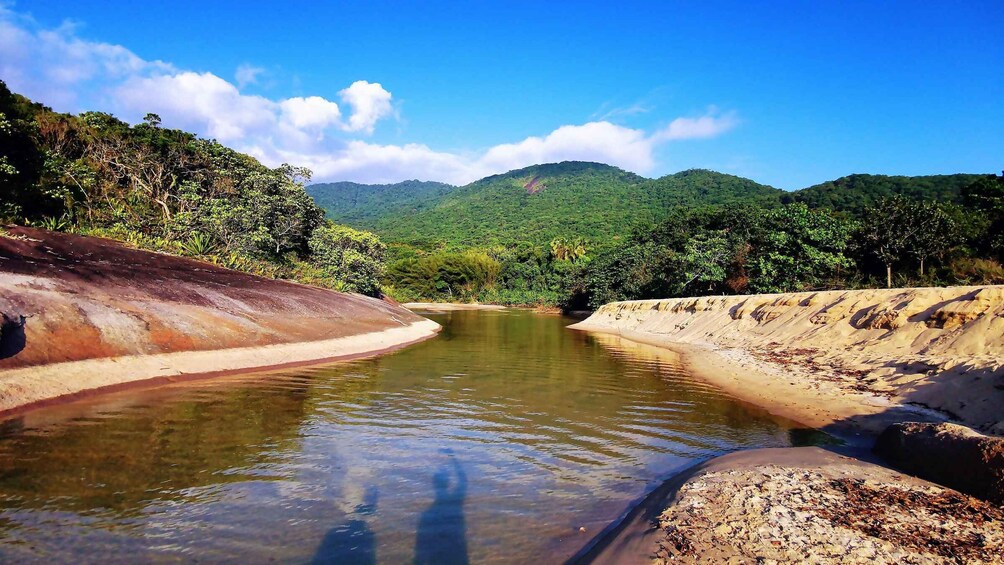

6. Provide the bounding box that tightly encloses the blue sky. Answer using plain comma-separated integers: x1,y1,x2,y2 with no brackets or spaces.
2,1,1001,188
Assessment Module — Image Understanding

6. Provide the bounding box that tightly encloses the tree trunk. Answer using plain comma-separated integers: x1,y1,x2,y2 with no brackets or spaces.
919,258,925,276
886,264,893,288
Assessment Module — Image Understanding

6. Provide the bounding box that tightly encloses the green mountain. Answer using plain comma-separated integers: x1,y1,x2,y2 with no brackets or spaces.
307,180,456,226
308,164,989,249
785,173,985,213
310,162,783,247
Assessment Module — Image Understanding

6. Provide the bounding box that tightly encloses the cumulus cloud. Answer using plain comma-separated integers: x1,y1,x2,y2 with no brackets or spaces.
279,96,343,130
478,121,656,175
338,80,394,133
116,72,276,141
0,7,739,185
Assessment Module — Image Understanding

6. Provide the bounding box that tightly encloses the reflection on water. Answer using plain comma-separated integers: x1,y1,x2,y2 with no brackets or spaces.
313,485,379,565
0,310,819,563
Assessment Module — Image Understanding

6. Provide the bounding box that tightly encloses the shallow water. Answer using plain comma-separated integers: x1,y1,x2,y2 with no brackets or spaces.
0,310,820,563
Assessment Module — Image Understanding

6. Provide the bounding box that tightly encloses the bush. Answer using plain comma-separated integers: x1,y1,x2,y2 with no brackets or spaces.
308,223,386,296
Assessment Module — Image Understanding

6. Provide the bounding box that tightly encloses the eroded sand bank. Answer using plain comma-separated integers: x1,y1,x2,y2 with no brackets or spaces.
571,286,1004,439
571,287,1004,563
0,227,440,414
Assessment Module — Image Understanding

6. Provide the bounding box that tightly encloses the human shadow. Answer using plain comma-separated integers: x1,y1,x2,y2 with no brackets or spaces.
312,486,379,565
0,313,27,360
414,450,469,565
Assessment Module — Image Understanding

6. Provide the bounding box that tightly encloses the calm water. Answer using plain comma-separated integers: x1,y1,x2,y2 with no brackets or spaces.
0,310,817,563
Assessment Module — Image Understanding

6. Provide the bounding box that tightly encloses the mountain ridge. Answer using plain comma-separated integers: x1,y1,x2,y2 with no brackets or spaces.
308,161,990,247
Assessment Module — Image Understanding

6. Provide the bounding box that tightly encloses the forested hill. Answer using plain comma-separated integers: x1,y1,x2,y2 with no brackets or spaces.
312,162,783,247
307,180,456,227
786,173,985,213
310,166,987,247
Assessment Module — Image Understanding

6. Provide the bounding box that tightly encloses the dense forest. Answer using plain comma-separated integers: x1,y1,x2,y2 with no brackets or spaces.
309,163,783,248
0,81,385,296
2,81,1001,310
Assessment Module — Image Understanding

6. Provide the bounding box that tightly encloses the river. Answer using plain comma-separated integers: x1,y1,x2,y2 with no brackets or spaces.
0,310,823,563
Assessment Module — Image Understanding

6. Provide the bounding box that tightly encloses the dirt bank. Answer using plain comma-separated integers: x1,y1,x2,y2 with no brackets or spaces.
0,227,439,414
571,286,1004,439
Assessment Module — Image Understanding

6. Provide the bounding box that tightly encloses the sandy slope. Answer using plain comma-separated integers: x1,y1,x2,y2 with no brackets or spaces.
579,447,1004,564
0,227,440,414
571,286,1004,438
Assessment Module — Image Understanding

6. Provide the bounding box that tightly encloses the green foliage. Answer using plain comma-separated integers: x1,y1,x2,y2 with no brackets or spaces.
859,196,962,285
386,250,502,301
571,204,857,307
179,232,218,256
962,172,1004,260
310,162,784,249
788,173,985,214
746,204,856,293
944,257,1004,285
308,180,457,231
309,223,386,296
0,82,386,296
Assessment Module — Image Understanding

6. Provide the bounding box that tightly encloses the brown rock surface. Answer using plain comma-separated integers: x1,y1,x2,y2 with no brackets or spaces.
0,226,439,413
0,226,428,367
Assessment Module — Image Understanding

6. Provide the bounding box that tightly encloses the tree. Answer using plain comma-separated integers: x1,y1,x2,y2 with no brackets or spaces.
909,202,961,276
143,113,162,128
747,204,855,293
309,223,386,296
962,171,1004,260
861,196,963,287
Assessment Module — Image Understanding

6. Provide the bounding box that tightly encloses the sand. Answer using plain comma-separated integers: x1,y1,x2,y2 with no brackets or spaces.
571,286,1004,439
578,447,1004,564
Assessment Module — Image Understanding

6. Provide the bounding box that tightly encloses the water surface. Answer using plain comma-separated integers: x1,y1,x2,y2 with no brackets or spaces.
0,310,815,563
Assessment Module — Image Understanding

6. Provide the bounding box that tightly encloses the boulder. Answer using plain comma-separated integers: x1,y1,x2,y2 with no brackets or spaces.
874,422,1004,504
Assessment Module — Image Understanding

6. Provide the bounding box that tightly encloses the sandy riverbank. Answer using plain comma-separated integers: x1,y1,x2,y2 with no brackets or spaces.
578,447,1004,564
571,286,1004,439
570,287,1004,563
0,227,440,415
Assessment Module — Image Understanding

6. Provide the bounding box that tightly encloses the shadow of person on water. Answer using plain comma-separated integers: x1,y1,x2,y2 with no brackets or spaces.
414,449,469,565
312,485,379,565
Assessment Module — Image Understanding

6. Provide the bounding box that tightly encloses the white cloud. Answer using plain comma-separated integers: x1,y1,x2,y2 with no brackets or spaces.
0,7,739,185
478,121,656,175
338,80,393,134
234,63,265,88
116,72,276,141
279,96,342,130
653,108,739,141
0,10,172,108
